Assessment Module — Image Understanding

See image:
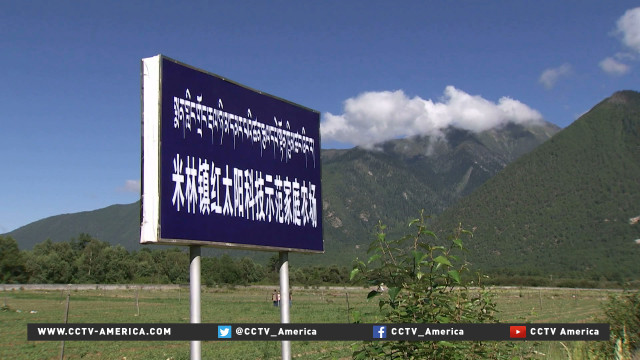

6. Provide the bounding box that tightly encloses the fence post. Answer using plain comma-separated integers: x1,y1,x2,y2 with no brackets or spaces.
59,293,70,360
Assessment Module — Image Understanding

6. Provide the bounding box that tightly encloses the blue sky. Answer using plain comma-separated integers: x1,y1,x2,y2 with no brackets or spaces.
1,1,639,233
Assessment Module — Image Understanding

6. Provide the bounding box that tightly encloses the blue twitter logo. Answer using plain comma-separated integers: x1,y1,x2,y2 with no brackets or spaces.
218,325,232,339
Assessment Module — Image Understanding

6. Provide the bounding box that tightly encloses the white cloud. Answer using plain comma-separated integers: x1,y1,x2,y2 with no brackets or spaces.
118,179,141,193
321,86,543,147
599,57,630,76
600,7,640,76
538,64,572,89
617,7,640,53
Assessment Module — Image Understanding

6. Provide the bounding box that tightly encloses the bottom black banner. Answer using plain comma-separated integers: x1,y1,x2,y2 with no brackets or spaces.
28,323,609,341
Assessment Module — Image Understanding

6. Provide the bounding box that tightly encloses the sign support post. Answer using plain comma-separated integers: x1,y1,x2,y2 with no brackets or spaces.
279,251,291,360
190,245,201,360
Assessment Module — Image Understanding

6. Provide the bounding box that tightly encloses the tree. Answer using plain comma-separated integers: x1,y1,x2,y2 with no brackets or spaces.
70,233,94,252
350,213,532,359
238,257,265,284
0,235,27,283
26,239,75,283
101,245,134,283
267,254,280,273
132,248,159,283
74,238,109,283
160,248,189,284
216,254,239,284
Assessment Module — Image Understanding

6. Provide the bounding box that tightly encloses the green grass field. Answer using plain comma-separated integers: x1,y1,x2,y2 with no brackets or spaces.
0,286,616,359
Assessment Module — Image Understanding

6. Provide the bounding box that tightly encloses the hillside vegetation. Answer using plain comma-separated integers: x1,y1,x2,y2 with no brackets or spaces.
6,203,140,251
8,91,639,282
6,122,557,268
320,121,559,264
432,90,640,282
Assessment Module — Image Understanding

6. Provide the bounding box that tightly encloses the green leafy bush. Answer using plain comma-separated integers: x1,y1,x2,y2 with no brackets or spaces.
588,291,640,359
350,213,534,359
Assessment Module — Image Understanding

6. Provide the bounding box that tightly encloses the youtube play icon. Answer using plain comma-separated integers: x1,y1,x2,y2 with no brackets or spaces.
510,326,527,338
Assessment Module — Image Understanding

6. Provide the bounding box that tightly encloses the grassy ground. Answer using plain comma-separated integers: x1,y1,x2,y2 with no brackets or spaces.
490,287,614,359
0,286,615,359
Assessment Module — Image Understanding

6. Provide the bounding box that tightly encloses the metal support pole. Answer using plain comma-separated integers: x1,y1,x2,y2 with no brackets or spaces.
279,251,291,360
190,246,201,360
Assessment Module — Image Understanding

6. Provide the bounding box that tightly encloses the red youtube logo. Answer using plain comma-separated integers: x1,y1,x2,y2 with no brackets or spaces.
510,326,527,338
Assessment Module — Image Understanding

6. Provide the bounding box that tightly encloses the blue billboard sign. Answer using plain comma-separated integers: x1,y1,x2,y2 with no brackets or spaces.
141,55,323,252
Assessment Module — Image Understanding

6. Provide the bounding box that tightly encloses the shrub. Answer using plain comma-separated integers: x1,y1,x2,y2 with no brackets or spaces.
588,291,640,359
350,213,534,359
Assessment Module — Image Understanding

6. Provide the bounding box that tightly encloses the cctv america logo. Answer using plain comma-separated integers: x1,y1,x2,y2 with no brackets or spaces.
373,325,387,339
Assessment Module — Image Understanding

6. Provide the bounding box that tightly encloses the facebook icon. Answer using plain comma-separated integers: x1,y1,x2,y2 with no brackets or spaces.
373,325,387,339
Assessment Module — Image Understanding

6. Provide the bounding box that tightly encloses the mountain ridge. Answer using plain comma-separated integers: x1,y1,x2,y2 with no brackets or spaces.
6,119,559,268
430,90,640,281
7,90,638,281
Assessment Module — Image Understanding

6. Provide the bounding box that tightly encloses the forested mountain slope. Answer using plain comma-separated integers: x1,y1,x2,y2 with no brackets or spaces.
431,90,640,281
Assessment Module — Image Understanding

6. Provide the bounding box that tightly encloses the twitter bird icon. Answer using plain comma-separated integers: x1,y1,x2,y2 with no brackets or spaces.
218,325,232,339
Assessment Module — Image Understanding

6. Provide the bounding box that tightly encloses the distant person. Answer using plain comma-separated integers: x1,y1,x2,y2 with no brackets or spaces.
289,291,292,307
272,290,278,307
277,291,281,307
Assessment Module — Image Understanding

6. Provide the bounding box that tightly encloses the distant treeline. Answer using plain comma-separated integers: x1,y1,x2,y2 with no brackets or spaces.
2,234,636,288
0,234,350,286
480,273,640,289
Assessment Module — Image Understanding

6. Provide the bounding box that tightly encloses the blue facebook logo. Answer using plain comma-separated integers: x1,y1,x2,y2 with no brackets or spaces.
373,325,387,339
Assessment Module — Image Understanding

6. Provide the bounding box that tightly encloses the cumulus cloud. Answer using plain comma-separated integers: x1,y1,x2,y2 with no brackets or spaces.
538,64,572,89
599,57,630,76
118,179,141,193
600,7,640,76
321,86,543,147
617,7,640,53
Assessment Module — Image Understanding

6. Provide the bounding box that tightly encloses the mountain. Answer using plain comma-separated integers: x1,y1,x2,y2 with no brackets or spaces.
6,203,141,251
7,91,639,281
320,121,559,264
5,120,558,266
431,90,640,281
